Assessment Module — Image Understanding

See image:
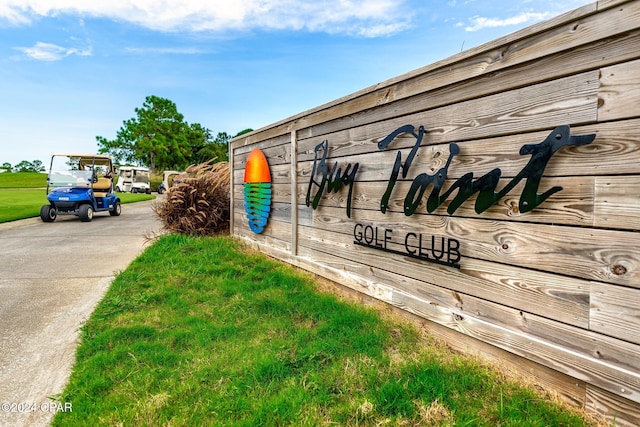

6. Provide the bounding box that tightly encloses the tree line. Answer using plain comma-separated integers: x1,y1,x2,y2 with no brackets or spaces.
1,160,45,173
1,95,252,174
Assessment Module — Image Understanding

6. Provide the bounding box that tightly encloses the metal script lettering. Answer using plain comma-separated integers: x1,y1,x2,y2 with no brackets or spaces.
305,139,359,217
305,124,596,218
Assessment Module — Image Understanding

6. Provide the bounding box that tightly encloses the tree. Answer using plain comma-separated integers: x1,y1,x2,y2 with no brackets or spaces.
32,160,45,172
1,162,12,172
235,128,253,137
194,131,230,163
193,129,254,163
97,96,201,173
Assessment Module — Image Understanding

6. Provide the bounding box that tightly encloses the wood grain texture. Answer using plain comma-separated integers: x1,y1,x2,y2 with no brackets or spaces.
301,205,639,287
297,71,600,149
598,0,634,10
586,383,640,427
590,282,640,344
296,175,639,230
599,59,640,121
235,227,640,415
296,119,640,177
594,176,640,230
392,307,591,409
297,177,596,226
298,223,591,328
291,130,299,256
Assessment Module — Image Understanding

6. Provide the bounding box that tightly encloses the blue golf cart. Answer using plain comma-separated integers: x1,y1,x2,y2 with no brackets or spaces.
40,154,122,222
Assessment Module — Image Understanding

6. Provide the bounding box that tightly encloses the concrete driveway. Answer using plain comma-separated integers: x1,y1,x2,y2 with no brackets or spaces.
0,199,162,427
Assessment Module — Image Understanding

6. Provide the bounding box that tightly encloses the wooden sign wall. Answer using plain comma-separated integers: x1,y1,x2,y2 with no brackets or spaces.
230,0,640,424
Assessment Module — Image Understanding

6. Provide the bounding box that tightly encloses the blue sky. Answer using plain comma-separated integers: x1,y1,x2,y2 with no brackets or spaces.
0,0,591,167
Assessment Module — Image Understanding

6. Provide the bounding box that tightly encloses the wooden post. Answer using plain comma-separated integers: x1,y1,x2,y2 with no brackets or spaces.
290,130,298,256
228,142,234,235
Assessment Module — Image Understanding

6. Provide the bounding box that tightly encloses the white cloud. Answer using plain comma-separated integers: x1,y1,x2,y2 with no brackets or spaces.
14,41,92,61
464,11,552,32
0,2,30,24
0,0,412,37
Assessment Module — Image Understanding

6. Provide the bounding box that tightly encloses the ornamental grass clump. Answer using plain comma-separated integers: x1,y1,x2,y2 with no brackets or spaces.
153,161,230,235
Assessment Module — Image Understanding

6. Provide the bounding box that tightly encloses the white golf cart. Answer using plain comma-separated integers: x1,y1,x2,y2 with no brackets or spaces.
115,166,151,194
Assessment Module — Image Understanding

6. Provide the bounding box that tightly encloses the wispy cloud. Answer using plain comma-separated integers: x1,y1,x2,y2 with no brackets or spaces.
464,11,552,32
0,0,413,37
0,2,31,25
124,46,208,55
14,41,92,61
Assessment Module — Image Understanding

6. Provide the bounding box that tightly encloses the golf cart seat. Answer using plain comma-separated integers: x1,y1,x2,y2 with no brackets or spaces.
92,177,112,197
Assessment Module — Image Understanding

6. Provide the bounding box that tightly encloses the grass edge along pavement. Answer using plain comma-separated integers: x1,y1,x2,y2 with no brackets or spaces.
51,234,605,426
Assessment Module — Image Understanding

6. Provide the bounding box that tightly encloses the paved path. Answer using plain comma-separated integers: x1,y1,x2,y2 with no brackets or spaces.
0,200,162,427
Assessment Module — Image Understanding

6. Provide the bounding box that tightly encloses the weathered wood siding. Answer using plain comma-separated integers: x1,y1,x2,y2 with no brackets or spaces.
230,1,640,424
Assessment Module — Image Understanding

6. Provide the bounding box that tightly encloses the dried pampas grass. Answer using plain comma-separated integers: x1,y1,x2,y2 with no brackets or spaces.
153,160,230,235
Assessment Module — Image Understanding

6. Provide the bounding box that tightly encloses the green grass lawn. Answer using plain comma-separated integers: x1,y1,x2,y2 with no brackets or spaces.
0,189,48,222
0,171,47,188
52,234,600,427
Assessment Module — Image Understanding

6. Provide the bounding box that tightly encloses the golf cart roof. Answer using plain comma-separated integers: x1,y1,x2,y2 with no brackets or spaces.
118,165,149,170
51,154,113,165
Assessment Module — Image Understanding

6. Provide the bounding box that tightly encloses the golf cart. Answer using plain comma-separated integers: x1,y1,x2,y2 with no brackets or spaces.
40,154,122,223
115,166,151,194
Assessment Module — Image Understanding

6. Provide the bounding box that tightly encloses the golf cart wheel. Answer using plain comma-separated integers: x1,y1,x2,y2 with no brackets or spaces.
110,201,122,216
79,204,94,222
40,205,57,222
115,186,121,192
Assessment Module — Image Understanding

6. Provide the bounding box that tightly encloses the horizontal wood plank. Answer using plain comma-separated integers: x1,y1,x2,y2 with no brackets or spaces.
599,59,640,121
590,282,640,344
392,306,590,409
297,177,596,227
300,72,600,151
234,136,292,165
594,176,640,230
233,212,292,249
233,163,291,185
586,383,640,427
